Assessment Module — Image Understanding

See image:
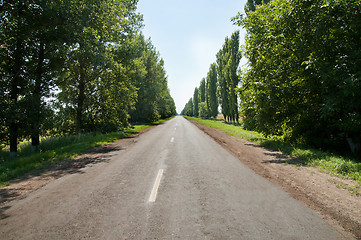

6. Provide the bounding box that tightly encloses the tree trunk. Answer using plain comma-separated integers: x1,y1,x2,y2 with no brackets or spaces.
236,111,239,125
9,3,24,156
31,41,44,150
76,59,86,134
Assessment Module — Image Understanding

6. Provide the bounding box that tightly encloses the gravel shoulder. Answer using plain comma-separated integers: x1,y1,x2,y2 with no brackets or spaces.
190,119,361,240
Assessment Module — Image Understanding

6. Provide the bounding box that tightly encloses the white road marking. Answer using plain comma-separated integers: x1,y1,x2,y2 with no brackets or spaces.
148,169,164,202
170,137,174,143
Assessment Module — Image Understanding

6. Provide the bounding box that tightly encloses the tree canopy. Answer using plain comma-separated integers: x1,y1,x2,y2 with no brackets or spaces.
234,0,361,152
1,0,176,155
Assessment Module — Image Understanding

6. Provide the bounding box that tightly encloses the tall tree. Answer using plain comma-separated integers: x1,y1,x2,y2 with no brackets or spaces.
206,63,218,118
216,31,241,123
1,1,32,155
193,87,199,117
182,98,193,117
199,78,206,103
131,35,175,123
58,0,142,132
26,0,68,149
217,43,229,121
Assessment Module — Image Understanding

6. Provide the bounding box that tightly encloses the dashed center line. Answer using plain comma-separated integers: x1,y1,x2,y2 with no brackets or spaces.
170,137,174,143
148,169,164,203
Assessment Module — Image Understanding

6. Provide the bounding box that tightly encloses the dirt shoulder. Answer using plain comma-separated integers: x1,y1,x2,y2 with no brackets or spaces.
190,120,361,240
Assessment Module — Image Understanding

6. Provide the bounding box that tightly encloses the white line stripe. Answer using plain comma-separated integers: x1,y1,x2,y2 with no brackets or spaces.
170,137,174,142
148,169,164,202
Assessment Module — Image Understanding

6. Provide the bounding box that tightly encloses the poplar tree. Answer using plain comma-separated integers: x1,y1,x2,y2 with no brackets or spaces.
199,78,206,103
216,31,241,123
206,63,218,118
193,87,199,117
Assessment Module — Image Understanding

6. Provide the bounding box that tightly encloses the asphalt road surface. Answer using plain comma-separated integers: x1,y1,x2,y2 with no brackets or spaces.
0,116,347,239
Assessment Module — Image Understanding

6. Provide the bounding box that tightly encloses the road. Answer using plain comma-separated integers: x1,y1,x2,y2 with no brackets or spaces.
0,116,347,239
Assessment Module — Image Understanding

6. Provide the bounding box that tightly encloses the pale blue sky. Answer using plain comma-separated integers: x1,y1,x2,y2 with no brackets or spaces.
137,1,247,113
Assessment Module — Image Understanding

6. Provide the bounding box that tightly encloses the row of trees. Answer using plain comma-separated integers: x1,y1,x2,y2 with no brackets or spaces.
181,63,218,119
233,0,361,151
1,0,176,155
181,31,241,123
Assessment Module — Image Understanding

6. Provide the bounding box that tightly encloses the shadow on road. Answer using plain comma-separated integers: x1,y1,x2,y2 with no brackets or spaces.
0,142,128,206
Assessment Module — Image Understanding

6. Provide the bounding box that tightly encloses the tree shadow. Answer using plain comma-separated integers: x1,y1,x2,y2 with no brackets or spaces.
244,141,307,166
262,151,307,166
0,144,124,206
0,206,10,220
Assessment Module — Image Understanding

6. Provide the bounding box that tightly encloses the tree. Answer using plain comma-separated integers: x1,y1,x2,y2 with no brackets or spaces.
181,98,193,117
216,31,241,123
1,0,176,157
199,78,206,103
58,0,143,132
199,102,208,119
131,35,176,123
0,1,63,153
0,1,28,155
26,0,68,149
193,87,199,117
234,0,361,152
206,63,218,118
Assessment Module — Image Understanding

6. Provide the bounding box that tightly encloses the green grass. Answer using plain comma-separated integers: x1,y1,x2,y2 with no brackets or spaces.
0,119,171,187
187,117,361,186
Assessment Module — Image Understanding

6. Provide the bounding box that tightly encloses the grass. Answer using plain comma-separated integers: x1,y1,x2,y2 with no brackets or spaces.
186,116,361,187
0,118,171,187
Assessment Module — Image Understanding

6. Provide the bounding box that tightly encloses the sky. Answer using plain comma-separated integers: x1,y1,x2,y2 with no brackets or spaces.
137,0,247,113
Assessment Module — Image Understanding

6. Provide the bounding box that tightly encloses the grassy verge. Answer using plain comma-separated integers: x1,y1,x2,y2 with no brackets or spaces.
0,118,171,187
186,117,361,187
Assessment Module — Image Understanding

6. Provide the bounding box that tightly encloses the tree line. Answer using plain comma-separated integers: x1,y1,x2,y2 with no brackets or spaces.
181,31,241,123
184,0,360,154
0,0,176,156
234,0,361,153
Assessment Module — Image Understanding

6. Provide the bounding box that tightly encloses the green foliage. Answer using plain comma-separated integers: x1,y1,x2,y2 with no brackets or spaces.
181,98,194,117
216,31,241,123
181,62,219,119
130,35,176,123
206,63,219,118
0,0,176,155
234,0,361,153
193,88,199,117
198,102,208,119
244,0,271,13
57,0,143,133
199,78,206,103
